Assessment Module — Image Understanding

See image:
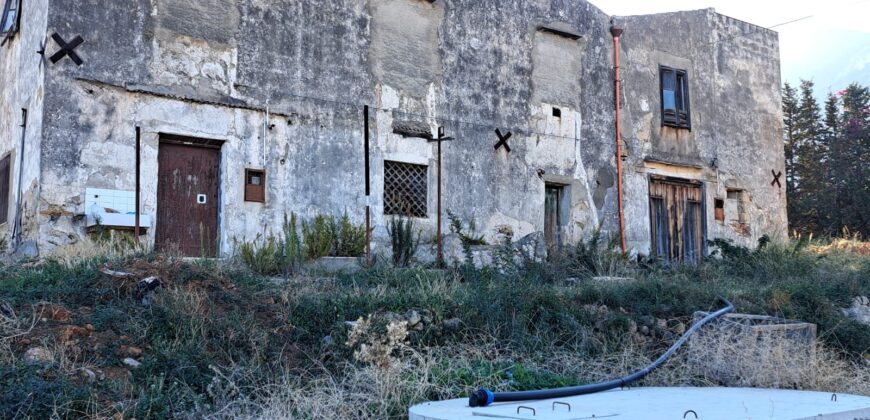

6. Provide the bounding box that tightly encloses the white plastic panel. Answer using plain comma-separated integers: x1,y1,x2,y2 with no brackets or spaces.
84,188,150,229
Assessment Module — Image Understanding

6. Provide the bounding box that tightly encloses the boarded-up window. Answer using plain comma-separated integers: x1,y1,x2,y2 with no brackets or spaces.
0,154,10,225
532,29,583,107
649,177,704,263
384,161,427,218
726,189,748,223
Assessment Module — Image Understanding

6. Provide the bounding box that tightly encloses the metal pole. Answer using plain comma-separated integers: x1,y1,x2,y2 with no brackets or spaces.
12,109,27,247
611,24,627,255
135,126,141,238
437,138,443,266
364,106,371,263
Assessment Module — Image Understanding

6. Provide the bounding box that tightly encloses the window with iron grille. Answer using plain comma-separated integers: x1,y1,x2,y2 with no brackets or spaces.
660,66,691,129
384,160,428,218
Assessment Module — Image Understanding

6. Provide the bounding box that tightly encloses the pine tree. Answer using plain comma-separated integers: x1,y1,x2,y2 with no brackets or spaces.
785,81,870,237
782,83,799,194
833,84,870,235
787,80,827,233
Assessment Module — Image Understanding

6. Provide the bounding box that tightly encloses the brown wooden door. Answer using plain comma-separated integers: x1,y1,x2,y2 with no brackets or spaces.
156,141,220,257
649,177,704,263
544,185,562,248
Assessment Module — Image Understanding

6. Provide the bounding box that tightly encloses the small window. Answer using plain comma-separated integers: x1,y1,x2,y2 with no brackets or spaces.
714,198,725,222
552,107,562,118
384,160,427,217
244,169,265,203
1,0,20,37
660,66,690,129
726,189,748,223
0,154,10,224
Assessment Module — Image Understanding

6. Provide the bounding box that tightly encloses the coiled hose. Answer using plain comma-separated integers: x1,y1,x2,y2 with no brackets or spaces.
468,297,734,407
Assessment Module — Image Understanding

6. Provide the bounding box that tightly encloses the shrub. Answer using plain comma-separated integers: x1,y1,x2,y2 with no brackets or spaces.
333,212,367,258
302,213,368,259
302,215,333,261
388,217,421,268
238,232,283,276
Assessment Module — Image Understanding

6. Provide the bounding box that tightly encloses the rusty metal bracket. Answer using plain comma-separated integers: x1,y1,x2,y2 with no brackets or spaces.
770,170,782,188
49,33,84,65
494,128,512,152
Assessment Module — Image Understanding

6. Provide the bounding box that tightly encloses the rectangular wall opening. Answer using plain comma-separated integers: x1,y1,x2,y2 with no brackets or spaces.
544,183,566,248
649,176,705,263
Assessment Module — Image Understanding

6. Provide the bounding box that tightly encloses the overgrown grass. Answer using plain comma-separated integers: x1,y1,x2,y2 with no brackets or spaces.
238,213,366,276
0,236,868,418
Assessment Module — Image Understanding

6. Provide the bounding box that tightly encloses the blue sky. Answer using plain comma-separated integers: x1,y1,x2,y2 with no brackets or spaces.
588,0,870,96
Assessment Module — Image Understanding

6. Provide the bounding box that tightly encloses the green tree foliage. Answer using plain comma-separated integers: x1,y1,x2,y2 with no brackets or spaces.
784,81,869,236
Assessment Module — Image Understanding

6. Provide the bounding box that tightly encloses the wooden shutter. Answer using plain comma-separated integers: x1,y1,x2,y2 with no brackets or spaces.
660,67,678,126
676,70,691,128
0,154,10,225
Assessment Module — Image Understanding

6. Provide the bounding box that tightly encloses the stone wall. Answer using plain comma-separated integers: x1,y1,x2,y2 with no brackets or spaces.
618,9,788,254
1,0,786,258
0,0,48,256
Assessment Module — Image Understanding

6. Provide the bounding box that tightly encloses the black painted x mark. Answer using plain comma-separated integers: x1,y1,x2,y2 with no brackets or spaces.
494,129,512,152
771,170,782,188
49,33,84,66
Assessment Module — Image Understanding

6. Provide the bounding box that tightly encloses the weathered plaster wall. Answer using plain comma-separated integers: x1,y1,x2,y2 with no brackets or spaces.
619,9,788,253
30,0,786,258
0,0,48,256
35,0,618,257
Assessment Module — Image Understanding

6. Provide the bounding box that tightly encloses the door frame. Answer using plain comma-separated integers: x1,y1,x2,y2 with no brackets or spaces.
544,182,568,249
647,174,708,263
156,133,224,257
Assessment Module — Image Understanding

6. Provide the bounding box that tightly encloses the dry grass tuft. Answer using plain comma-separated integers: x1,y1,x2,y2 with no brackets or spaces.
52,236,151,268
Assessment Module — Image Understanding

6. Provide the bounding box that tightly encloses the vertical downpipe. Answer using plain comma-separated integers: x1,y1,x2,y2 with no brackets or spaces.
135,126,141,238
437,137,443,266
611,22,628,255
364,106,371,262
12,109,27,247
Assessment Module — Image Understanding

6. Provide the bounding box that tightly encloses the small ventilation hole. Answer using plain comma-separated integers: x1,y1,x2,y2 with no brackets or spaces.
552,107,562,118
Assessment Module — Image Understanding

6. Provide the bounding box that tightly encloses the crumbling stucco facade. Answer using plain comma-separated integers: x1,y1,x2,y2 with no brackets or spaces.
0,0,787,260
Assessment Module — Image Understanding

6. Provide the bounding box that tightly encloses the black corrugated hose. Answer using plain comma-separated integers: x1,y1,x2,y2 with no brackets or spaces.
468,297,735,407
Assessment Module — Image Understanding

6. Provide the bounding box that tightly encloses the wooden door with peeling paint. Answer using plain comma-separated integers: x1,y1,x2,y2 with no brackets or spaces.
649,177,704,263
544,185,562,248
155,140,220,257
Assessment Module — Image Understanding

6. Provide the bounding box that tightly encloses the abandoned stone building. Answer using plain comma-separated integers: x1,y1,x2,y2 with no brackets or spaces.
0,0,787,262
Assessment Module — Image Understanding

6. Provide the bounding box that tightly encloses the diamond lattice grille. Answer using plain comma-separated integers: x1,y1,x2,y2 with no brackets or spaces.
384,161,428,217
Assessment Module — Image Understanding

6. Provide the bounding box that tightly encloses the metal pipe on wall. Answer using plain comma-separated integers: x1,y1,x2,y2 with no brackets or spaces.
611,22,627,255
135,126,141,238
364,105,371,263
12,108,27,247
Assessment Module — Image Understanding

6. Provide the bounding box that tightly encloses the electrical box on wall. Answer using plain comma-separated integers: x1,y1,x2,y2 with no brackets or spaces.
245,169,265,203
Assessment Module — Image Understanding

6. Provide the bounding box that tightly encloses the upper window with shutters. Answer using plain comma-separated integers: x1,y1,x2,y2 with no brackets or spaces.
1,0,20,37
659,66,691,129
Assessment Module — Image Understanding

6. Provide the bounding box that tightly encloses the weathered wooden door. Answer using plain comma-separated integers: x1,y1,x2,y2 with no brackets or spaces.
544,185,562,248
155,141,220,257
649,177,704,263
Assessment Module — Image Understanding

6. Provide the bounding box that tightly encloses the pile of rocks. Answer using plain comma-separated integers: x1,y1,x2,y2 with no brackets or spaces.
842,296,870,325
